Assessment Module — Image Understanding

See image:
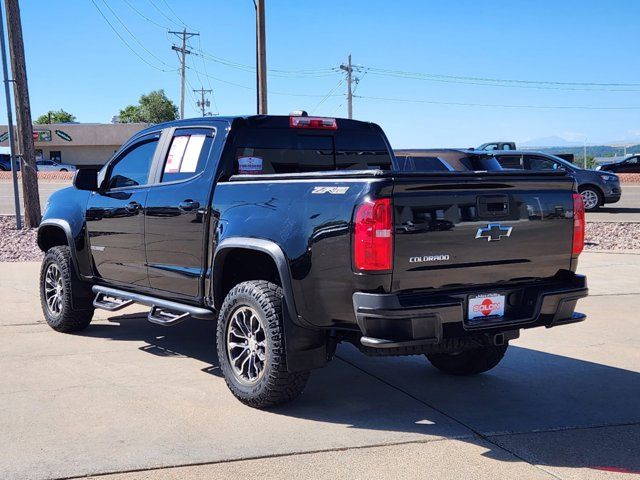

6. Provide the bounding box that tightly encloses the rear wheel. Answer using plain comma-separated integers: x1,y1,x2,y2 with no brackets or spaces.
426,344,508,376
39,246,94,332
216,280,310,408
579,186,602,211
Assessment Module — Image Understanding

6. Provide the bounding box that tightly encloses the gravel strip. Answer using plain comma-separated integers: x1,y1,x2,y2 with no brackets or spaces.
0,216,638,262
585,222,640,251
0,217,42,262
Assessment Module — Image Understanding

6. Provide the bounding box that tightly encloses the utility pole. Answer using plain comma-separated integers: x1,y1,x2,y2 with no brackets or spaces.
0,0,20,228
5,0,40,227
340,54,360,119
170,28,199,119
193,87,212,117
255,0,267,114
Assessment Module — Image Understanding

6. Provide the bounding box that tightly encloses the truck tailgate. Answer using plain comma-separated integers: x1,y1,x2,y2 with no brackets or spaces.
391,173,576,292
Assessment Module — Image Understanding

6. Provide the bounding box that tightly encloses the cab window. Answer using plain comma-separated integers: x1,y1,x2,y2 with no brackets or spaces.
106,138,158,189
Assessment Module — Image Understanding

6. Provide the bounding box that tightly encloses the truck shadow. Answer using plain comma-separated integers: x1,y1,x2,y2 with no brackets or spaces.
593,206,640,214
81,313,640,474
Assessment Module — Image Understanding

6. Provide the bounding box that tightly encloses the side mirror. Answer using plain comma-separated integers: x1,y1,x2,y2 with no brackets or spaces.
73,168,99,191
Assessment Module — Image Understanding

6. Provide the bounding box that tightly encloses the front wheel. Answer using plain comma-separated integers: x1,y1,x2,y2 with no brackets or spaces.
426,344,508,376
216,280,310,408
39,246,94,332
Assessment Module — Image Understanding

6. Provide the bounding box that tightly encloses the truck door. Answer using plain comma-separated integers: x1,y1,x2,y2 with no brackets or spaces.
85,133,161,287
144,126,217,300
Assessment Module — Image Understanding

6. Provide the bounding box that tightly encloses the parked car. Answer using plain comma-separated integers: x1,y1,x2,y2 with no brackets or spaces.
396,149,503,171
477,141,517,151
491,151,621,210
0,153,20,171
36,160,76,172
597,155,640,174
37,114,588,408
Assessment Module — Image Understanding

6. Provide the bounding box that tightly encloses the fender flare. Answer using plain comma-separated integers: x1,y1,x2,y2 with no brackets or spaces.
38,219,81,278
212,237,299,322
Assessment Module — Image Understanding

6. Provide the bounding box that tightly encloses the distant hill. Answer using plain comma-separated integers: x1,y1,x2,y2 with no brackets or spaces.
520,136,583,148
529,145,640,158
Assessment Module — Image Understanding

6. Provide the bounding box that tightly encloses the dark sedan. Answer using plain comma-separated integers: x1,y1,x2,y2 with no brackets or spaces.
492,151,621,210
598,155,640,174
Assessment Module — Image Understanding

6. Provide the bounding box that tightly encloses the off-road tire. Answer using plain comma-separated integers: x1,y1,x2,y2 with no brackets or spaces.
216,280,310,408
426,344,508,376
39,246,94,332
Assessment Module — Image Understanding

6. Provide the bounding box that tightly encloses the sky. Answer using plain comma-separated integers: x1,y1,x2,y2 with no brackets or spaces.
6,0,640,148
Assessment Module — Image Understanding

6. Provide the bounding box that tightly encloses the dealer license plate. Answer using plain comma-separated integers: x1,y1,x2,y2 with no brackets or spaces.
468,293,506,321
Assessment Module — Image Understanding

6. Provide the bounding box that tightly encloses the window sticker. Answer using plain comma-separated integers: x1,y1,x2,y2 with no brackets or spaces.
180,135,205,173
238,156,263,174
164,136,189,173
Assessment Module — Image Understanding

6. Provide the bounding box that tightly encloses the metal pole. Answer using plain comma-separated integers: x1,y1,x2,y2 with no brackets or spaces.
256,0,267,114
583,138,587,169
347,54,352,119
0,1,21,229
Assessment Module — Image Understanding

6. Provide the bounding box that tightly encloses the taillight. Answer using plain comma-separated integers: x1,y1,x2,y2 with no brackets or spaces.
354,198,393,271
572,193,585,256
289,116,338,130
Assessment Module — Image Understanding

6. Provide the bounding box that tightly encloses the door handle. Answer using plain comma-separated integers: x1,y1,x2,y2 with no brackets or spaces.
178,199,200,211
124,201,141,213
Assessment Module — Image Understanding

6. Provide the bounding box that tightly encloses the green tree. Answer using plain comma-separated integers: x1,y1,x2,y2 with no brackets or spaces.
118,90,178,124
34,109,76,124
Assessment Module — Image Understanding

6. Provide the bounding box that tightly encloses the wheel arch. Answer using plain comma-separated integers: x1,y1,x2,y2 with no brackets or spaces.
578,183,604,197
37,220,82,277
212,238,298,322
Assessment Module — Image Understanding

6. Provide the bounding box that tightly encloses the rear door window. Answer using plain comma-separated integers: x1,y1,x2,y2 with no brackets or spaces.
160,128,214,182
496,155,524,169
525,155,561,171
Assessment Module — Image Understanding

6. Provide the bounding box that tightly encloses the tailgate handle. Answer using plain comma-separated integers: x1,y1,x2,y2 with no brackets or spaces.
478,195,509,217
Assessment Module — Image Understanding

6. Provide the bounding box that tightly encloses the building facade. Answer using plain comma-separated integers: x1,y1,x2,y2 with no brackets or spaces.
0,123,149,167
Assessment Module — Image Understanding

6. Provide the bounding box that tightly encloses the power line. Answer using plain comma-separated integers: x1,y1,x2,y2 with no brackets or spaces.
100,0,173,68
122,0,170,29
147,0,182,28
363,67,640,92
159,0,189,28
90,0,175,72
185,65,342,98
355,94,640,110
310,78,344,114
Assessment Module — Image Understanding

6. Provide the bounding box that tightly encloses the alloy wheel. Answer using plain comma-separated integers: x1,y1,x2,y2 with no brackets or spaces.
226,306,268,385
44,263,64,317
581,189,599,210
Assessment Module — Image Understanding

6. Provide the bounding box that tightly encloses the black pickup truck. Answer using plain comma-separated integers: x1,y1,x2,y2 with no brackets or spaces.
37,114,588,408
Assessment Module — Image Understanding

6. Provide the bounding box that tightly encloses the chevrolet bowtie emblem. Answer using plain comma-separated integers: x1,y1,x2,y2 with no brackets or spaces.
475,223,512,242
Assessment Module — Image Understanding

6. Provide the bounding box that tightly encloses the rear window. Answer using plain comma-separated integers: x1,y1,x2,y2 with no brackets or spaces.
404,151,503,172
232,129,392,175
397,156,451,172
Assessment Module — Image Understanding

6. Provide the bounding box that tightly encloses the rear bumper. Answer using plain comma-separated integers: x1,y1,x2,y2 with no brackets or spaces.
353,274,588,350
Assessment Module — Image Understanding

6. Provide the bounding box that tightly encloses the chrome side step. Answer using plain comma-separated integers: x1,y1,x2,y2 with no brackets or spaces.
147,306,190,326
92,285,215,327
93,292,134,312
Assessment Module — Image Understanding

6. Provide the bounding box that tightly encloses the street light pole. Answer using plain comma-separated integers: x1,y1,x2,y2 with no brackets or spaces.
0,1,21,229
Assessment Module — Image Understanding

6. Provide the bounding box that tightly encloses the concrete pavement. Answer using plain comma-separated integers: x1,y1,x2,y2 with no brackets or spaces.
0,252,639,479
